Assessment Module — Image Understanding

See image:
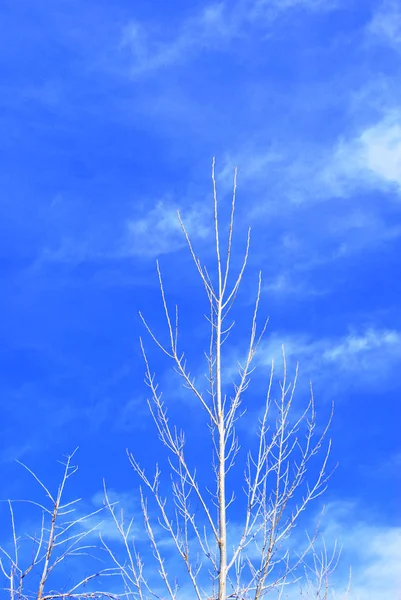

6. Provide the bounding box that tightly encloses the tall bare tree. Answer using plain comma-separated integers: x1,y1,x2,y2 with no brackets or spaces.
103,161,344,600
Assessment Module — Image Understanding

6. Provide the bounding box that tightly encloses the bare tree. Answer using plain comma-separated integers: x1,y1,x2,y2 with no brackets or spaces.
298,538,351,600
103,161,346,600
0,449,118,600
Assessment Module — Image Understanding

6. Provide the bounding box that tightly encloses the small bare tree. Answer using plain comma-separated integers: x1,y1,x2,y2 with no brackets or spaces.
298,539,351,600
103,161,345,600
0,449,118,600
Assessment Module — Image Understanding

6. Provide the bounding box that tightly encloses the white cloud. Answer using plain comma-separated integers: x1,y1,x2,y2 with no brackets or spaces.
359,120,401,185
368,0,401,52
251,0,337,17
120,3,241,76
123,199,210,258
317,503,401,600
120,0,338,75
30,196,211,267
257,327,401,386
75,489,148,543
263,273,330,297
217,147,285,194
329,115,401,192
215,104,401,214
322,328,400,364
223,502,401,599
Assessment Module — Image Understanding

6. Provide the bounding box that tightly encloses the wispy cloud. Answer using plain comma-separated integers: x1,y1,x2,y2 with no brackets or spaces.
87,488,148,543
321,328,400,364
263,272,330,297
120,3,241,75
368,0,401,52
123,199,211,258
119,0,338,76
214,114,401,216
326,113,401,194
257,327,401,386
251,0,338,15
29,195,211,268
318,502,401,600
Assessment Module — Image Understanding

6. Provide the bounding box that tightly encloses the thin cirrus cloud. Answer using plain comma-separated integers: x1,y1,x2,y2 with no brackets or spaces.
217,326,400,420
19,0,393,274
123,199,211,258
268,506,401,600
326,115,401,194
239,112,401,205
368,0,401,51
119,0,338,76
317,502,401,600
255,327,401,388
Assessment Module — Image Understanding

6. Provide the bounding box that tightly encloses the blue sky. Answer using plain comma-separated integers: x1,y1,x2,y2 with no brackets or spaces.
0,0,400,598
